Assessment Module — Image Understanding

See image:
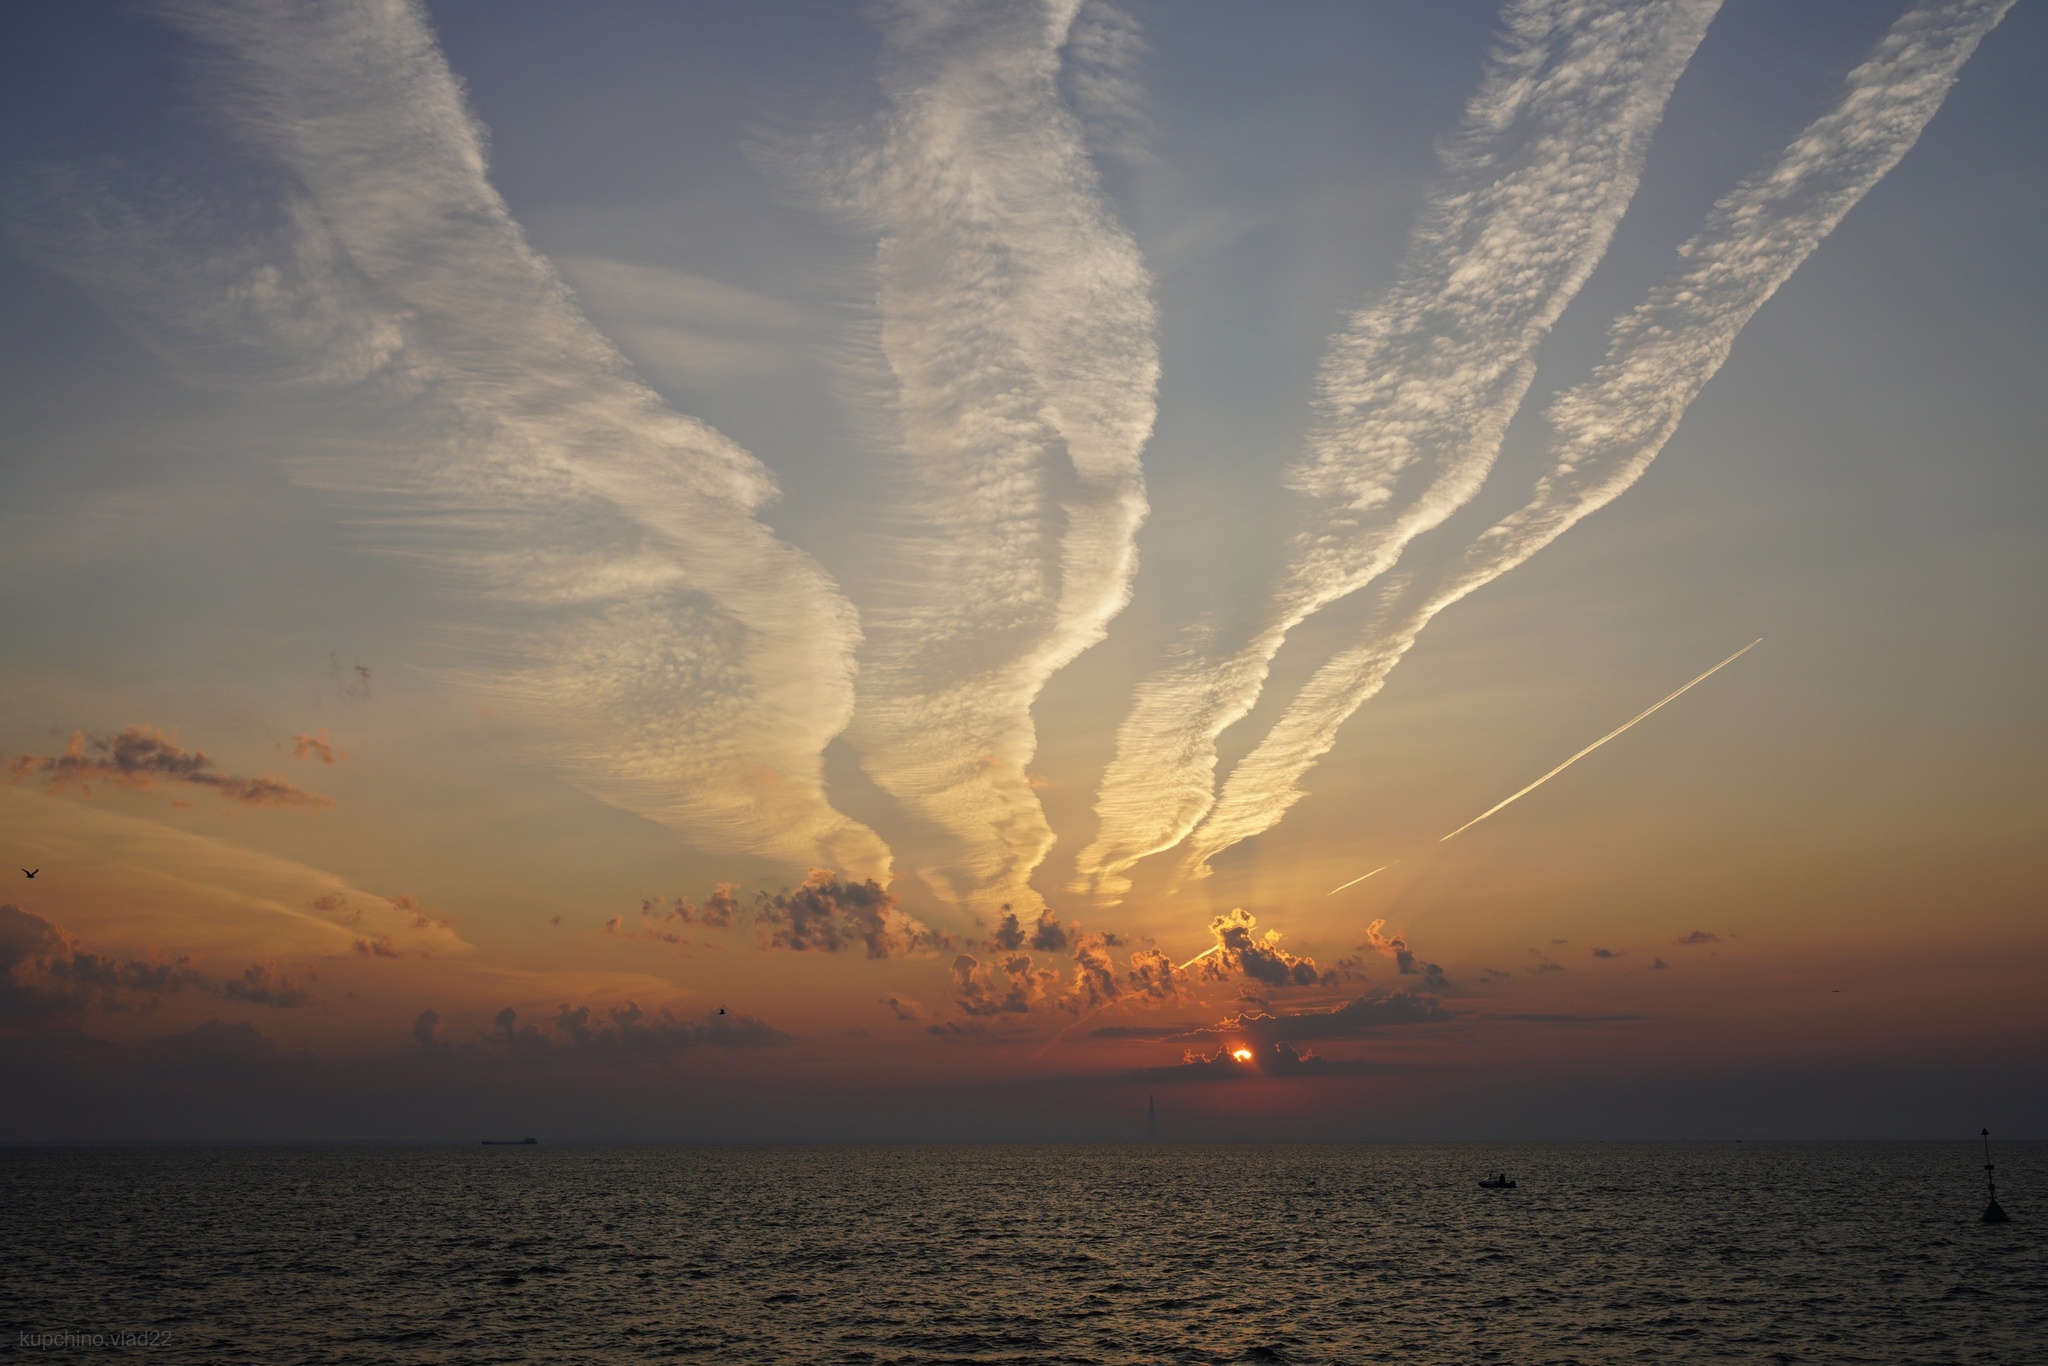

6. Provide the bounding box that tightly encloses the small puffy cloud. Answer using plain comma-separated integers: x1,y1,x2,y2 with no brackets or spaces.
1201,909,1337,989
1677,930,1720,945
1527,949,1565,974
352,936,401,959
951,952,1059,1018
412,1007,442,1057
1651,957,1671,970
985,906,1071,954
754,871,944,959
1361,918,1448,990
5,726,332,808
291,729,343,764
1590,947,1624,960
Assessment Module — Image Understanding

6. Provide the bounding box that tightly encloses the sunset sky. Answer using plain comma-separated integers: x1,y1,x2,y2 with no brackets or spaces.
2,0,2042,1141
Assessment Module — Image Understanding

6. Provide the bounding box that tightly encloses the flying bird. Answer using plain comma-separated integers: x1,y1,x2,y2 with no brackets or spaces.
20,868,36,879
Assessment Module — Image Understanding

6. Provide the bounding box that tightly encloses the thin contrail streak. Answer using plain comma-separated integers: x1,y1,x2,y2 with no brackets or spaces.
1439,639,1760,843
1326,864,1391,897
1071,0,1719,905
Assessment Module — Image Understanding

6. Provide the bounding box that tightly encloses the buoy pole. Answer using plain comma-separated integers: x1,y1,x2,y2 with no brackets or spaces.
1981,1127,2011,1224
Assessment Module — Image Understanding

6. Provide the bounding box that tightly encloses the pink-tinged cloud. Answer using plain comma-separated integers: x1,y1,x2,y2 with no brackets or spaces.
291,729,343,764
6,726,332,808
1,904,314,1023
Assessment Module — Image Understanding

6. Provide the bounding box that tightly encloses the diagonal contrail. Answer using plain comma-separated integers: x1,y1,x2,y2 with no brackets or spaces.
1181,0,2010,886
1326,864,1392,897
59,0,895,875
1440,639,1761,843
1072,0,1721,904
843,0,1159,915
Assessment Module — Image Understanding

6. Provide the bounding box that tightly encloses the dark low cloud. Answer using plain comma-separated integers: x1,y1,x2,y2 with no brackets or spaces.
1362,918,1448,990
1482,1012,1648,1024
221,961,313,1008
1131,1040,1386,1083
1,905,316,1022
754,871,946,958
1198,993,1449,1044
5,726,332,808
1590,946,1624,960
1651,957,1671,970
1677,930,1720,945
413,1000,790,1066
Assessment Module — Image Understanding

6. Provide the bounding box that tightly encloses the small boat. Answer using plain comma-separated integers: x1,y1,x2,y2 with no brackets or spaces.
482,1137,538,1146
1477,1174,1516,1189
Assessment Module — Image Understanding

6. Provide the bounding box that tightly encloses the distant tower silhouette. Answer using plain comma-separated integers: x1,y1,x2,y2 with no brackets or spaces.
1981,1128,2011,1223
1146,1094,1157,1142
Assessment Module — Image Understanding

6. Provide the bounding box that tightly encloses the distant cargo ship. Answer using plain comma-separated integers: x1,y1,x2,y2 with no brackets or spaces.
481,1138,538,1145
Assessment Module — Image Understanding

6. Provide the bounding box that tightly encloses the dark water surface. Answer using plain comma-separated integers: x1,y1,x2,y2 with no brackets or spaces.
4,1143,2042,1363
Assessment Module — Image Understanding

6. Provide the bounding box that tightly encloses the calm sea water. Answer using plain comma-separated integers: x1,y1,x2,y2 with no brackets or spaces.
3,1143,2041,1364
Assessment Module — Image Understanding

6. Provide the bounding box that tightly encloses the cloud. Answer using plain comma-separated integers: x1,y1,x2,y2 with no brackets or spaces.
1651,957,1670,970
6,726,332,808
951,952,1060,1018
25,0,888,876
221,961,313,1008
1177,0,2013,880
611,883,744,944
837,0,1159,914
1482,1012,1646,1023
0,905,313,1023
1195,909,1339,990
352,936,401,959
1590,946,1624,959
291,729,342,764
429,1001,790,1066
411,1007,442,1057
1188,993,1449,1044
1132,1040,1382,1083
1075,0,1719,901
1676,930,1719,945
1362,918,1449,990
753,870,946,959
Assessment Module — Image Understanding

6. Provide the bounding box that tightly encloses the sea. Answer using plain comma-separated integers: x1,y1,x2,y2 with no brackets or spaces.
4,1142,2041,1364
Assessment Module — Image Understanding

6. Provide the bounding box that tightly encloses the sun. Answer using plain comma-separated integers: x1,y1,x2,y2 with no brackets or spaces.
1231,1047,1254,1062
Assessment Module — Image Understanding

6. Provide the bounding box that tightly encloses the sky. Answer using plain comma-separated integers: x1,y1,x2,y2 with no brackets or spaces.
1,0,2042,1142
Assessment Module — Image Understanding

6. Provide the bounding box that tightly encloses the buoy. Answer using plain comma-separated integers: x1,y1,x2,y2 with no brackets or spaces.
1980,1127,2011,1224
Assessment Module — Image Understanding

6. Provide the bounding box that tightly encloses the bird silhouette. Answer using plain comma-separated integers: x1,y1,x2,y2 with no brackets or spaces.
717,1007,727,1015
20,868,36,879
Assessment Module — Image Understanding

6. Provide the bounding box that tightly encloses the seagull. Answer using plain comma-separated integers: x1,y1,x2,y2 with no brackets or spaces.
20,868,36,879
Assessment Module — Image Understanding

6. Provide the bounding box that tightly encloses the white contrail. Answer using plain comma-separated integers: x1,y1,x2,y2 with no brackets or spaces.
1071,0,1720,903
1325,863,1392,898
842,0,1159,913
1181,0,2010,882
67,0,894,874
1439,639,1760,843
